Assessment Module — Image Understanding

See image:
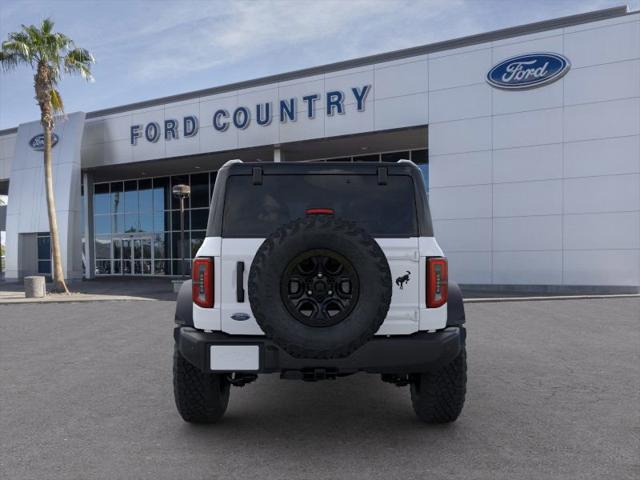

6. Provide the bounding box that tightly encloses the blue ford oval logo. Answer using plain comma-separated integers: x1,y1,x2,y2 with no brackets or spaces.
29,133,59,151
231,312,251,321
487,53,570,90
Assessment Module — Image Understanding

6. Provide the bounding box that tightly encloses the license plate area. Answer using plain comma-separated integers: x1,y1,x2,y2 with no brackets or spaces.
210,345,259,371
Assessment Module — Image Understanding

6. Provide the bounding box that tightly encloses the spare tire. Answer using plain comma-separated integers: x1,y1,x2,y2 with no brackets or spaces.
248,215,392,359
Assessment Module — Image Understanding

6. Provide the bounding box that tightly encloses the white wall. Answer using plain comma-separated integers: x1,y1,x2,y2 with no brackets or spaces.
0,133,16,181
428,12,640,288
5,113,85,280
81,56,429,168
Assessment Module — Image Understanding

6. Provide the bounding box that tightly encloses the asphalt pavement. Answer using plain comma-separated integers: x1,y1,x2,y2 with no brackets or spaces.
1,298,638,480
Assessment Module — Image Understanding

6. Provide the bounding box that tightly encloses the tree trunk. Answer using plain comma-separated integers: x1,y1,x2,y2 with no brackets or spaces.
35,63,69,293
43,122,69,293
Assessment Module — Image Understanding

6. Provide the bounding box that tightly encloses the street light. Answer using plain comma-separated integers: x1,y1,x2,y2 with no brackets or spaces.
172,184,191,278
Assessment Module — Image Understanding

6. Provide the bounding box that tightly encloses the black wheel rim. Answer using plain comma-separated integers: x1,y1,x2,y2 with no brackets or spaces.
280,249,359,327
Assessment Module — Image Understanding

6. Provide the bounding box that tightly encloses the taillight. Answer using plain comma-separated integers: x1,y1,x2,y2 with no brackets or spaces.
192,257,214,308
427,257,448,308
305,208,335,215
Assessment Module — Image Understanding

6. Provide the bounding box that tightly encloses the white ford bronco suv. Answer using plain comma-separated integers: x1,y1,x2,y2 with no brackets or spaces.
174,160,466,424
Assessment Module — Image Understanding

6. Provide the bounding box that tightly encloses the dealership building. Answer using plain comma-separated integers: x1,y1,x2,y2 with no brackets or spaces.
0,5,639,292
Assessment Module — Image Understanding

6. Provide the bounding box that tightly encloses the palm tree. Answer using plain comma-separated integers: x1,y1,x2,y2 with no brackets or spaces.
0,18,94,293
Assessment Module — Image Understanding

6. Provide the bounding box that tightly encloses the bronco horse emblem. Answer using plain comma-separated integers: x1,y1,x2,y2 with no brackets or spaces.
395,271,411,290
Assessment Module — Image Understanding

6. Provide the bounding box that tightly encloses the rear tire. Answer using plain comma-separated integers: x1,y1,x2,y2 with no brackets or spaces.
410,346,466,424
173,344,230,424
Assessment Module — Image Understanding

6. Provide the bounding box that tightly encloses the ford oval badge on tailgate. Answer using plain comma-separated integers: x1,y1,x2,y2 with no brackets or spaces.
231,313,250,321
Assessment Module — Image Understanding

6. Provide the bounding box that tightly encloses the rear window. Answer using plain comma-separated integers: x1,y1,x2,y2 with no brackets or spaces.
222,174,418,237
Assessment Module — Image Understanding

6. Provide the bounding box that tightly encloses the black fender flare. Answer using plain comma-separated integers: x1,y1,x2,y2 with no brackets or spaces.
446,281,465,326
175,280,194,327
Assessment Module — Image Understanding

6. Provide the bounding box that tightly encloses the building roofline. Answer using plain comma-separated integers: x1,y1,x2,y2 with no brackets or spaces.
0,5,631,136
0,127,17,136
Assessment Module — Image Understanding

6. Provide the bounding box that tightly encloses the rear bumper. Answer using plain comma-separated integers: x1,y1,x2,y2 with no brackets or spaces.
174,326,465,375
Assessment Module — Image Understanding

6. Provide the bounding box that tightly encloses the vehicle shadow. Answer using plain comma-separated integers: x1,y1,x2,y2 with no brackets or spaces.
172,374,462,446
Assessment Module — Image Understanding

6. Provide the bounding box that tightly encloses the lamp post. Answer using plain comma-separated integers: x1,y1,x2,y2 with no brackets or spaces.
172,184,191,278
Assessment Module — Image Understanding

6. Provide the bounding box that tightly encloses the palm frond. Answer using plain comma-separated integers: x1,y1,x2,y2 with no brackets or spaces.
50,88,64,113
2,37,32,63
53,32,72,50
22,24,42,48
64,47,94,81
0,51,20,70
7,31,32,51
65,47,93,65
41,17,54,35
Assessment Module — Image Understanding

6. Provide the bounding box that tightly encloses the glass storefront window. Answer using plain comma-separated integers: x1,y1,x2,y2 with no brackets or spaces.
190,173,209,208
154,260,170,275
172,260,188,277
37,234,51,259
153,233,168,259
112,214,124,234
113,238,122,260
94,184,110,214
411,149,428,164
153,211,168,232
153,177,170,211
95,236,111,259
139,212,153,232
124,180,138,213
172,210,190,231
111,182,123,215
191,209,208,230
138,179,153,212
96,260,111,275
171,232,188,259
123,213,139,232
38,260,51,274
142,240,152,259
95,215,110,235
37,232,52,275
133,239,143,259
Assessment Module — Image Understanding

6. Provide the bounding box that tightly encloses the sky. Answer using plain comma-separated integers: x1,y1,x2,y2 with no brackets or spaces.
0,0,636,130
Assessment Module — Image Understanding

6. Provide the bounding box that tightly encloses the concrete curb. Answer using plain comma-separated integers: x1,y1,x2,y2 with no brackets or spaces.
0,295,158,304
465,293,640,303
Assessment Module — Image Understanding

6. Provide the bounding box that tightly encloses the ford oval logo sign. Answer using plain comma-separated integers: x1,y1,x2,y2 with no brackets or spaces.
487,53,570,90
29,133,59,151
